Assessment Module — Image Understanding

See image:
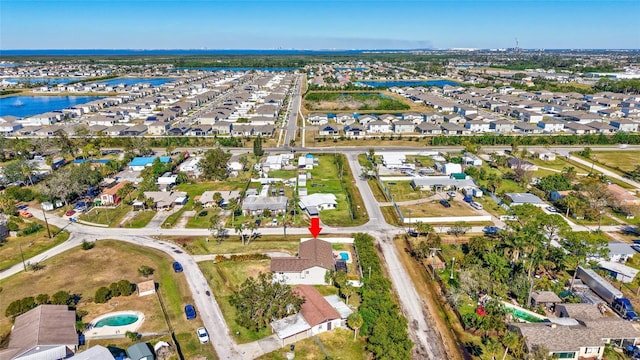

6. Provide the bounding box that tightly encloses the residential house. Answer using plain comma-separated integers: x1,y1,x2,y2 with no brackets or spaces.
604,242,636,263
440,122,468,135
529,291,562,309
344,124,365,138
319,124,340,136
147,121,170,135
143,191,188,209
519,110,543,123
610,119,638,132
415,123,442,135
69,345,115,360
379,114,400,123
335,113,355,124
443,114,465,124
210,121,232,135
403,112,424,123
126,343,155,360
507,158,539,172
188,125,212,136
607,184,640,207
393,120,415,133
586,121,617,134
241,195,288,216
100,181,130,206
298,193,338,216
490,119,515,133
564,122,596,135
538,119,565,133
515,122,543,134
308,113,329,126
0,305,78,360
465,120,490,133
271,238,336,285
357,115,378,127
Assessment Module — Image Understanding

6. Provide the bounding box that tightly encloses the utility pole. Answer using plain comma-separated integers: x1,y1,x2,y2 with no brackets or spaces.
450,257,455,280
19,242,26,271
42,207,51,239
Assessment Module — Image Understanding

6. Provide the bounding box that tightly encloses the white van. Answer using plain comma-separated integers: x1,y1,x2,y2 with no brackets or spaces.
470,202,484,210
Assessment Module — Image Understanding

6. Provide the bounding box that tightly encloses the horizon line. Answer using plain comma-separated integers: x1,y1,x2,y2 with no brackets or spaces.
2,48,640,52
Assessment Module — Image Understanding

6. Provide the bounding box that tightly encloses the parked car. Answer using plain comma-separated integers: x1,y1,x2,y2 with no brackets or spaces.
18,210,33,218
446,191,457,197
546,206,559,213
470,202,484,210
196,327,209,344
483,226,500,235
463,195,473,203
255,219,262,226
65,210,76,217
185,304,196,320
439,199,451,208
631,245,640,253
173,261,183,273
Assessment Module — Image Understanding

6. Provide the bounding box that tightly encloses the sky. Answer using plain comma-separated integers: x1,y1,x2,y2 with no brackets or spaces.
1,0,639,50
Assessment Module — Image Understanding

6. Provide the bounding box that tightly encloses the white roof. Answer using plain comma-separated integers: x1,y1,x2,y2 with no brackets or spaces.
271,312,310,339
324,295,354,319
598,260,640,280
379,152,406,166
69,345,115,360
298,193,337,209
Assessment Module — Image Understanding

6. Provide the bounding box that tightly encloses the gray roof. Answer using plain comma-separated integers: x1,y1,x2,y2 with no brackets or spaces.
506,193,545,205
126,343,154,360
530,290,562,303
411,176,476,188
607,242,635,255
324,295,354,319
514,318,640,353
69,345,115,360
242,195,288,212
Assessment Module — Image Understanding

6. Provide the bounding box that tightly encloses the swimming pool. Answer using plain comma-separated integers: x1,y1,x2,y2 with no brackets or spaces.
502,302,548,323
94,314,139,328
340,252,350,261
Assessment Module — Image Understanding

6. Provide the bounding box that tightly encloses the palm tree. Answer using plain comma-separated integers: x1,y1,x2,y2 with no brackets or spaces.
117,182,135,204
234,222,245,246
347,313,363,341
501,331,521,360
561,166,577,183
341,284,355,305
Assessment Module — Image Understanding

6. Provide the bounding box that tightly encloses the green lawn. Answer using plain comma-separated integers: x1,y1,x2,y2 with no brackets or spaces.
367,178,388,202
591,151,640,172
267,169,298,179
258,328,367,360
199,260,272,343
0,219,69,271
163,235,301,255
78,205,130,227
401,200,479,218
122,210,156,228
186,208,221,228
406,155,435,167
385,181,432,202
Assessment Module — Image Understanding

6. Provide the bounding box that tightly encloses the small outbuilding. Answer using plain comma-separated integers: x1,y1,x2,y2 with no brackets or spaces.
126,343,155,360
137,280,156,297
530,290,562,309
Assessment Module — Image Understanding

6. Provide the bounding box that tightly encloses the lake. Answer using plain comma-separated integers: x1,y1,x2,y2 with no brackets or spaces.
94,78,174,87
0,96,105,118
356,80,461,88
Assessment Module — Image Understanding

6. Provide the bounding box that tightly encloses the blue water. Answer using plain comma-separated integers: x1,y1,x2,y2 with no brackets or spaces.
0,95,105,117
340,252,350,261
94,314,139,328
3,78,80,85
178,67,295,72
356,80,461,88
95,78,174,87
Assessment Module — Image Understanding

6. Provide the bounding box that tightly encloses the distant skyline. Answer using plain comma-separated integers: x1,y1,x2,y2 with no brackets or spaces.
1,0,639,50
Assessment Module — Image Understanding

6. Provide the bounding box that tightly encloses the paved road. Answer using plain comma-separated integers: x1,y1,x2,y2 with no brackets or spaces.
283,74,303,147
564,153,640,190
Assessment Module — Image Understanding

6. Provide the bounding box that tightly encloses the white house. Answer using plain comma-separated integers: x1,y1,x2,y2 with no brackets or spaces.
308,113,329,125
538,119,565,133
271,238,336,285
393,120,415,133
298,194,337,216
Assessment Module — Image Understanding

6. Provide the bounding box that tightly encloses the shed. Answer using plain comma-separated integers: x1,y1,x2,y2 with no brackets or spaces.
530,290,562,309
126,343,155,360
137,280,156,297
41,201,55,211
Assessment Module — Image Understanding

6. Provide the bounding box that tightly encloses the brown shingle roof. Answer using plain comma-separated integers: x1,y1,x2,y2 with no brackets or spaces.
270,238,335,272
294,285,340,327
6,305,77,356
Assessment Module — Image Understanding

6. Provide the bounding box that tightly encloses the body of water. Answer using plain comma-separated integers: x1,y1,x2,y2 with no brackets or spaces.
95,77,174,87
178,67,295,72
0,95,105,118
356,80,461,88
2,77,81,85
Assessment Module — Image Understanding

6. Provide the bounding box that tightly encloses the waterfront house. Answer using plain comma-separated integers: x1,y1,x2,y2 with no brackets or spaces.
308,113,329,126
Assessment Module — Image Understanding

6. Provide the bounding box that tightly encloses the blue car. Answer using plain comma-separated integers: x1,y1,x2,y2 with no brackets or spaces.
172,261,183,273
185,304,196,320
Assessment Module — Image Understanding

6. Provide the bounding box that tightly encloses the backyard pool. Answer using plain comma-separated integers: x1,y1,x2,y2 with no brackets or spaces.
94,313,139,328
502,302,548,323
339,252,350,261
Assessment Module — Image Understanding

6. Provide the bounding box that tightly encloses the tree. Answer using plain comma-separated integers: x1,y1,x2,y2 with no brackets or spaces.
347,313,364,341
341,283,355,305
209,213,226,244
198,148,232,180
501,331,521,360
561,166,578,183
537,174,571,193
448,222,471,237
239,155,249,170
538,214,570,241
36,293,50,305
253,136,264,157
137,265,155,277
117,280,134,296
53,129,77,157
229,272,304,331
117,182,135,203
95,287,112,303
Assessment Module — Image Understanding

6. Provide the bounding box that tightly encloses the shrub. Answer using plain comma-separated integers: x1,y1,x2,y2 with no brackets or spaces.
81,240,95,250
51,291,72,305
6,222,18,231
35,293,50,305
5,297,37,318
109,282,121,297
18,223,43,237
137,265,154,277
117,280,134,296
95,287,111,303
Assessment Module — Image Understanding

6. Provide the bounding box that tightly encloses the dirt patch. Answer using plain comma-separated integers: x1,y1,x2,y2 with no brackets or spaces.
393,237,467,360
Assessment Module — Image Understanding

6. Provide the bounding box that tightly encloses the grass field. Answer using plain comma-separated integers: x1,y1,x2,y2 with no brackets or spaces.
385,181,432,202
367,178,388,202
591,151,640,173
199,260,272,343
401,200,479,218
122,210,156,228
0,240,215,359
304,91,410,112
186,208,221,229
78,205,130,227
0,219,69,271
258,328,367,360
162,235,301,256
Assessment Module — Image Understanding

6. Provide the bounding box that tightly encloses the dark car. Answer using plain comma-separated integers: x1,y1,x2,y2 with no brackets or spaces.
255,219,261,226
463,195,473,203
483,226,500,236
185,304,196,320
172,261,183,273
439,199,451,208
